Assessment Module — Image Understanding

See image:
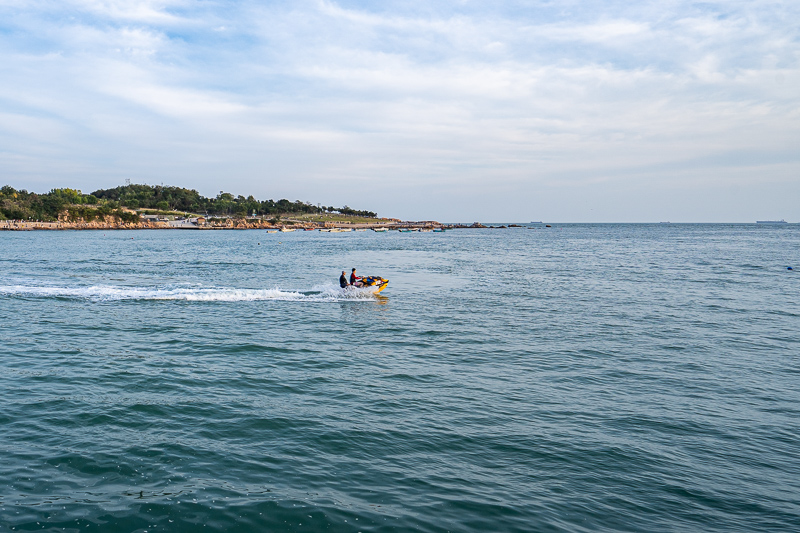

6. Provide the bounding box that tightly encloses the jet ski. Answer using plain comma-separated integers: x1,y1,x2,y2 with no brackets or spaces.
357,276,389,294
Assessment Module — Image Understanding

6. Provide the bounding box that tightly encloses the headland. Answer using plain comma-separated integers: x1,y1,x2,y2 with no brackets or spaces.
1,183,526,231
0,183,414,231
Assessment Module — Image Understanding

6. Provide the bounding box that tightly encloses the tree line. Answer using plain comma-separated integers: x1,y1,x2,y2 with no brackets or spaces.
0,184,377,221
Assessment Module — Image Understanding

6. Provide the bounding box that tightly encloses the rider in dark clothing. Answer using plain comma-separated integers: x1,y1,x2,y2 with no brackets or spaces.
339,271,349,288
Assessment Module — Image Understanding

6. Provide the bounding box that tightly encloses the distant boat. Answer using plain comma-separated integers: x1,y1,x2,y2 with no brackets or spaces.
756,220,788,224
530,221,543,224
354,228,367,232
398,228,414,233
266,230,278,233
279,227,296,232
373,227,388,232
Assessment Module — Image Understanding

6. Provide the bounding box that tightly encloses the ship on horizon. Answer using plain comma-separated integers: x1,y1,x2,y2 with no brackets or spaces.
756,219,788,224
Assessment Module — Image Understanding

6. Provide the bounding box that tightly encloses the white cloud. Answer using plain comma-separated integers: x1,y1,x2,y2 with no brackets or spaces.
0,0,798,220
66,0,189,24
94,64,248,118
531,20,650,43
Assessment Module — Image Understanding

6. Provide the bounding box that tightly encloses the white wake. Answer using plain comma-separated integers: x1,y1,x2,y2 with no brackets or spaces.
0,282,381,302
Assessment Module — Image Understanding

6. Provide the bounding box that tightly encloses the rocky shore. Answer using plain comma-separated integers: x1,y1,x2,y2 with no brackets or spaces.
0,219,533,231
0,217,451,231
0,219,308,231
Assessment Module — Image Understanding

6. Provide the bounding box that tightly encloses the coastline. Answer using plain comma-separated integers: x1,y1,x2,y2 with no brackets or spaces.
0,219,461,231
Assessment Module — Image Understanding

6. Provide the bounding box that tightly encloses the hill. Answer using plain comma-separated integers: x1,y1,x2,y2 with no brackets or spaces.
0,184,377,221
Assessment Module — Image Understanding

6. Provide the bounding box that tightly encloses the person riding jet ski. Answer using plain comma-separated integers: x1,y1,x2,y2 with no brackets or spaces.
350,268,363,287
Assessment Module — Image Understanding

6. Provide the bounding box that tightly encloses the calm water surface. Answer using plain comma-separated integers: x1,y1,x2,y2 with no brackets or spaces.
1,225,799,532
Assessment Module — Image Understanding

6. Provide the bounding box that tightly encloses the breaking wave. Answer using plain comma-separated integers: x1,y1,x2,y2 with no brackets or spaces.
0,282,381,302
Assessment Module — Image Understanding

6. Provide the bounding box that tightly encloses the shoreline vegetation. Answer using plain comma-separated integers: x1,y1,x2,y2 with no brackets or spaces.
0,183,481,231
0,183,521,231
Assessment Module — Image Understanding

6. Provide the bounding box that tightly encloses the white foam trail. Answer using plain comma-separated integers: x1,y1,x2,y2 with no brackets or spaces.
0,282,380,302
312,283,382,299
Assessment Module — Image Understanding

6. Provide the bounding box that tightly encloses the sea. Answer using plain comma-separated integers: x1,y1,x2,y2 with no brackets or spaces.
1,224,798,532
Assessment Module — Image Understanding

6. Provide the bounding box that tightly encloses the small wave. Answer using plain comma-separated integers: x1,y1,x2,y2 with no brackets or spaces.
0,282,380,302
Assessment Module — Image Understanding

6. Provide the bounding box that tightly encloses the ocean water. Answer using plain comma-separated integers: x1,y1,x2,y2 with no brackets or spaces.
1,224,799,532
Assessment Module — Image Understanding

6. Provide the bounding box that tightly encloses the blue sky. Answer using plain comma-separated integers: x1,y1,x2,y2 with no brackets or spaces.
1,0,798,221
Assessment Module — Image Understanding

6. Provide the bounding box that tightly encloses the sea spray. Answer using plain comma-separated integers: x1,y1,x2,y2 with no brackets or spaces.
0,282,380,302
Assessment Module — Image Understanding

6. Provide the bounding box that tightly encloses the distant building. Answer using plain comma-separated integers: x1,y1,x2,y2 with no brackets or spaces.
142,214,163,222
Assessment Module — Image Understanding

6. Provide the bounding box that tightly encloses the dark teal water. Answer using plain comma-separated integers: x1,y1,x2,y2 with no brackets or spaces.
1,225,799,532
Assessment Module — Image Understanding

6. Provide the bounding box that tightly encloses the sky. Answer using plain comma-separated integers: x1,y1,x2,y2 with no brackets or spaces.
0,0,798,222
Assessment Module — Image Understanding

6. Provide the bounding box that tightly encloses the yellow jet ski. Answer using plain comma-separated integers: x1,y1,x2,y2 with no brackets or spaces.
359,276,389,294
